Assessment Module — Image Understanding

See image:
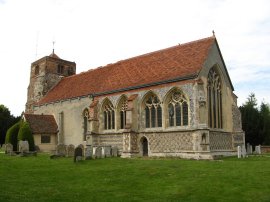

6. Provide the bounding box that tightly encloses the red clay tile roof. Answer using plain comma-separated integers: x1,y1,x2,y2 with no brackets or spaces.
24,114,58,134
39,36,216,104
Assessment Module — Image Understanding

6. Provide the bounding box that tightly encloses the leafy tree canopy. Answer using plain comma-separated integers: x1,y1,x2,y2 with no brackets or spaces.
240,93,270,146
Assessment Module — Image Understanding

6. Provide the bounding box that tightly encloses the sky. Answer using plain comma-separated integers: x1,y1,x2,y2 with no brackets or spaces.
0,0,270,116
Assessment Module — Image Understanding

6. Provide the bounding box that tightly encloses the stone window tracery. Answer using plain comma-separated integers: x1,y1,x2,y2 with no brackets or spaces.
145,95,162,128
119,98,128,129
83,109,89,140
103,103,115,130
208,68,222,128
168,91,189,127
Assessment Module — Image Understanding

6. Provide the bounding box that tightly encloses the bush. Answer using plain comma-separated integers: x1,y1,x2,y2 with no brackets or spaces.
5,121,21,151
18,121,35,151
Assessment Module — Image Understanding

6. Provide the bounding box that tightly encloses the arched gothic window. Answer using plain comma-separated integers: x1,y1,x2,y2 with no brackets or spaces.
83,109,89,141
208,68,222,128
119,98,128,129
145,95,162,128
168,91,189,127
103,103,115,130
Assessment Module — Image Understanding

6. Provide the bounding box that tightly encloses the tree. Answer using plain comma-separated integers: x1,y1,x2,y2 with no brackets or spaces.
17,121,35,151
5,121,21,151
0,105,21,146
240,93,260,146
259,102,270,145
240,93,270,146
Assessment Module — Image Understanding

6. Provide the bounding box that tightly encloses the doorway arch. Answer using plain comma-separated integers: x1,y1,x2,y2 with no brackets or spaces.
140,137,148,156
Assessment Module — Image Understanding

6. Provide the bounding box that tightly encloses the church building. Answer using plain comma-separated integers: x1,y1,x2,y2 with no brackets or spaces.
25,35,245,159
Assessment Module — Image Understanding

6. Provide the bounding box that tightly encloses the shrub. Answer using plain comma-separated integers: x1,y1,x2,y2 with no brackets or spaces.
5,121,21,151
18,121,35,151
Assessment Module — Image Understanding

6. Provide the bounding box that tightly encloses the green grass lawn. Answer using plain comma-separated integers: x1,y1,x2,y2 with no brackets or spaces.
1,153,270,202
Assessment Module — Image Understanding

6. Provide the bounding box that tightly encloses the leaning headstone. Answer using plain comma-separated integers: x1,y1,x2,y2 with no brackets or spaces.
56,144,66,156
241,145,247,158
255,145,261,154
111,147,118,157
85,145,92,160
18,140,29,153
67,144,75,157
74,146,83,162
237,146,241,158
95,146,102,159
5,143,13,155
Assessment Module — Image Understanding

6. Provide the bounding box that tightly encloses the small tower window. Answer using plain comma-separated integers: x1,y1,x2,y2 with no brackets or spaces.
57,65,64,74
34,65,39,75
68,67,73,75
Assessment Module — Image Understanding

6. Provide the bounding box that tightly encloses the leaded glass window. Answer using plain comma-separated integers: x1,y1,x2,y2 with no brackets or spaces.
145,95,162,128
119,98,128,129
103,103,115,130
83,109,89,141
167,91,189,126
207,68,222,128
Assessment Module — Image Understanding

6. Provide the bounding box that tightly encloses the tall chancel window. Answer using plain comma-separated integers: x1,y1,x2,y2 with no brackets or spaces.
208,68,222,128
119,98,128,129
145,95,162,128
83,109,89,140
168,91,189,127
103,102,115,130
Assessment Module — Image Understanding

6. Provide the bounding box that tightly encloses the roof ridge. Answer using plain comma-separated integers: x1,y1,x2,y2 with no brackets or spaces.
66,35,215,78
38,35,216,105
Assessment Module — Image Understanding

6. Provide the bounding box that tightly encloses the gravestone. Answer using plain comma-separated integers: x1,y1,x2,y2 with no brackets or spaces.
18,140,29,153
112,147,118,157
241,145,246,158
255,145,261,154
56,144,66,156
5,143,13,155
74,146,83,162
237,146,241,158
103,145,112,157
246,143,252,155
67,144,75,157
95,146,102,159
85,145,92,160
77,144,85,156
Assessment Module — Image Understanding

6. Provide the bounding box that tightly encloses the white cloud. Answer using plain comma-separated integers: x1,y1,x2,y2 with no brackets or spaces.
0,0,270,115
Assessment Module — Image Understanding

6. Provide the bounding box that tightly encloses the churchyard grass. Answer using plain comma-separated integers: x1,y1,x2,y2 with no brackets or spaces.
1,153,270,202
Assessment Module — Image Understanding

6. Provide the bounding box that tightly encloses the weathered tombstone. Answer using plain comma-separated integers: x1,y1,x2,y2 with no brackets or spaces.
95,146,102,159
85,145,92,160
67,144,75,157
255,145,261,154
102,145,112,158
241,145,246,158
74,146,83,162
247,143,252,155
112,146,118,157
5,143,13,155
237,146,241,158
77,144,85,157
18,140,29,153
56,144,66,156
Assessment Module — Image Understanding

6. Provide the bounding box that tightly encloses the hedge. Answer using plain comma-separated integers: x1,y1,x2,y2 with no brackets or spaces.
5,121,21,151
17,121,35,151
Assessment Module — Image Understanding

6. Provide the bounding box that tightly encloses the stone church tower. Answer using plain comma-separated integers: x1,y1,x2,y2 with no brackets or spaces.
25,51,76,113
